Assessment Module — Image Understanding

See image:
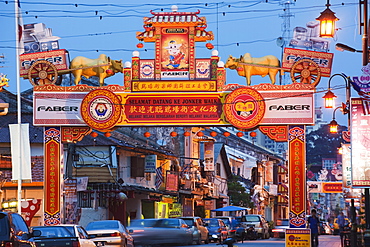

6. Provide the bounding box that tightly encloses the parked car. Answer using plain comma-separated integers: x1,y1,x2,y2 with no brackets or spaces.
60,224,96,247
239,214,270,239
203,218,228,243
214,216,237,239
31,225,80,247
271,219,289,238
85,220,134,247
0,211,41,247
178,216,209,244
128,218,193,246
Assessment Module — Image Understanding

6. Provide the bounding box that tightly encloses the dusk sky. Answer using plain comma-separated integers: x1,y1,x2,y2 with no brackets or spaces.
0,0,365,125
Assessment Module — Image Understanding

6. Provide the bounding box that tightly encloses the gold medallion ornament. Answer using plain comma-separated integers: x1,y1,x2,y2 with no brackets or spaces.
80,89,122,130
224,87,265,129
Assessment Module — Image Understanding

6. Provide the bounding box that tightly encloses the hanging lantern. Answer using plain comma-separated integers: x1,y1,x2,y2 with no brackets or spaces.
223,132,230,137
206,43,214,50
183,131,191,137
322,90,337,108
136,43,144,48
329,119,339,134
210,131,217,137
144,132,151,138
250,132,257,138
197,131,204,137
236,132,244,137
90,132,98,138
104,132,111,137
316,1,339,38
170,131,178,137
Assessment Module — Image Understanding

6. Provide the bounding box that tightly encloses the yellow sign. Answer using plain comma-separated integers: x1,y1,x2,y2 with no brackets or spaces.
285,229,310,246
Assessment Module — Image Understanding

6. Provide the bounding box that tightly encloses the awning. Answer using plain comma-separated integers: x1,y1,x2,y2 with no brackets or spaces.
225,146,257,167
219,193,229,199
277,165,288,174
278,183,288,194
212,205,248,212
277,195,288,204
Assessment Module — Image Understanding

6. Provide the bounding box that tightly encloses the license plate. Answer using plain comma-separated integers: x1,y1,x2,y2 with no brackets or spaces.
95,242,105,246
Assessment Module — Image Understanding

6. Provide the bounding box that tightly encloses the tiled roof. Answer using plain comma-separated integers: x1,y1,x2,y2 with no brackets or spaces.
146,10,203,24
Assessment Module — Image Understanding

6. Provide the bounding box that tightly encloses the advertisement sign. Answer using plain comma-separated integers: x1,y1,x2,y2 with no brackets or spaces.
160,28,189,79
351,98,370,187
322,182,343,193
282,48,334,77
19,49,68,77
204,142,214,171
288,125,306,228
145,155,157,173
351,64,370,93
342,144,352,188
265,161,274,182
285,229,311,246
165,171,178,192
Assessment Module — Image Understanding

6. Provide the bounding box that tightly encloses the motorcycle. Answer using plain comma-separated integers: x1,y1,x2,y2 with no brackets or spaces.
245,224,258,240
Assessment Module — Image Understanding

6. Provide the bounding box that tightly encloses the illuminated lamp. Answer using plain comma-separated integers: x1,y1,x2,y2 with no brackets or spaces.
223,132,230,137
206,43,214,50
236,132,244,137
183,131,191,137
329,119,339,133
144,132,151,138
170,131,178,137
197,131,204,137
136,43,144,49
316,0,339,38
250,132,257,138
91,132,98,138
210,131,217,137
104,132,111,137
322,90,337,108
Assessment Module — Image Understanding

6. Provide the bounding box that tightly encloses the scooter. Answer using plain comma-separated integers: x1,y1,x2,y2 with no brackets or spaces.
245,224,258,240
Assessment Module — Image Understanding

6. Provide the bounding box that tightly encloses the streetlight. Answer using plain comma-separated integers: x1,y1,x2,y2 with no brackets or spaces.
316,0,339,38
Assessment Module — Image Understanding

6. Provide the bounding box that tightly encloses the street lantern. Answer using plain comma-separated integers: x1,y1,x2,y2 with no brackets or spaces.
316,0,339,38
329,119,339,133
322,90,337,108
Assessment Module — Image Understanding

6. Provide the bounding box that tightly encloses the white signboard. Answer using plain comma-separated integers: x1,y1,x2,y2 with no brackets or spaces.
342,144,351,188
145,155,157,173
33,91,85,126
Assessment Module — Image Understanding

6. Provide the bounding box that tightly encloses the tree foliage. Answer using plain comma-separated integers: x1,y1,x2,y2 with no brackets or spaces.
227,175,254,208
306,124,346,165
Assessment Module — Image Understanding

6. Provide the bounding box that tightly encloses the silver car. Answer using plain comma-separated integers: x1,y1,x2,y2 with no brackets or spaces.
128,218,193,246
85,220,134,247
178,217,209,244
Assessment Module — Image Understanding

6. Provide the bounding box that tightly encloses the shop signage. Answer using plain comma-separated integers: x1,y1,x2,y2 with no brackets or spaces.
145,155,157,173
342,144,351,188
351,64,370,93
351,98,370,187
204,142,214,171
322,182,343,193
165,171,178,192
285,229,310,246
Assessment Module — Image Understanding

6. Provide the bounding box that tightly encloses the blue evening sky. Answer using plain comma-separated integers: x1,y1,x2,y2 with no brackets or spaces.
0,0,364,126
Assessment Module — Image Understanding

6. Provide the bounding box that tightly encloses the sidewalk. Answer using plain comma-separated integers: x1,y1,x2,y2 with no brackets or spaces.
319,234,342,247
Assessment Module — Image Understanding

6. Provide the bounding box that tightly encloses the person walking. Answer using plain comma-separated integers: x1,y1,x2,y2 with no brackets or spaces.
308,209,320,247
337,212,346,247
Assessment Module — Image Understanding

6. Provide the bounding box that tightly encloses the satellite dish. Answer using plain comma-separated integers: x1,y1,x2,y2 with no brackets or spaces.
157,139,167,146
276,37,285,47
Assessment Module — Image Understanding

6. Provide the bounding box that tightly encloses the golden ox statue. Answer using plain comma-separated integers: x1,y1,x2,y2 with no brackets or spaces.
225,53,282,85
70,54,123,87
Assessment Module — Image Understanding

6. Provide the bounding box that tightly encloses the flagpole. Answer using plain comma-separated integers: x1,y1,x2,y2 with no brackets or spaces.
15,0,22,214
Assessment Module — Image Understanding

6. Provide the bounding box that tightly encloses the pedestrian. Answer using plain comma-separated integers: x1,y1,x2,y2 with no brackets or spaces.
337,212,346,246
308,209,320,247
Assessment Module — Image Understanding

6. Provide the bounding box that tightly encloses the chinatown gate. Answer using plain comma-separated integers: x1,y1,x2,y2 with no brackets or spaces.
28,6,333,242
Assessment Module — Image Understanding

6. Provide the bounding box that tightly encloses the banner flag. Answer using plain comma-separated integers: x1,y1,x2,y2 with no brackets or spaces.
155,166,163,189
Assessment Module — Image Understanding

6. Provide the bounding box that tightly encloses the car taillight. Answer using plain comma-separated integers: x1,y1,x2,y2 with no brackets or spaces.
4,242,13,247
218,228,221,233
111,232,120,237
72,241,80,247
260,223,263,228
230,230,236,233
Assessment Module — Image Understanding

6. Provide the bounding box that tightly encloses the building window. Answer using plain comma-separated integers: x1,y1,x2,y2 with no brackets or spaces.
131,156,145,178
